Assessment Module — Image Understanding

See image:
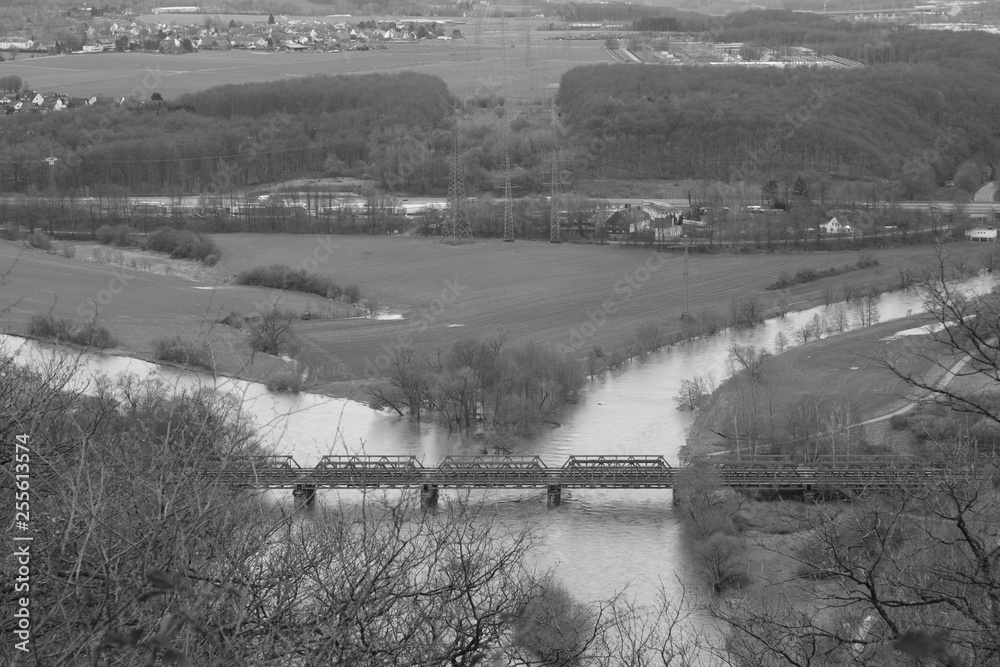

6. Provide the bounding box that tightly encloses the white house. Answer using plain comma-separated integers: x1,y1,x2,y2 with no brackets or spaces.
0,38,34,50
966,227,997,242
822,216,853,234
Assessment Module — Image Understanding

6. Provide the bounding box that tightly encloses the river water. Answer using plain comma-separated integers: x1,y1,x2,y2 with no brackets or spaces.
3,274,995,607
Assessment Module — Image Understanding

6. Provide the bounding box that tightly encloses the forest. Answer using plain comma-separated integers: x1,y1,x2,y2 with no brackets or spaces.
558,24,1000,198
0,72,457,196
0,69,563,197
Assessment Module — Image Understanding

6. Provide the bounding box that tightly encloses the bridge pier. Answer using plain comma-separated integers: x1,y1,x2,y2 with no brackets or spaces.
292,484,316,506
547,485,562,507
420,484,439,509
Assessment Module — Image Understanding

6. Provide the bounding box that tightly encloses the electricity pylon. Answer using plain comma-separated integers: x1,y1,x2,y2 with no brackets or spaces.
503,156,514,242
548,104,569,244
499,0,514,242
443,115,473,244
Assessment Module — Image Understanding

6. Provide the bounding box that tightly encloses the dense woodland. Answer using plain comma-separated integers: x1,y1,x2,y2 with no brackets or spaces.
0,72,458,195
559,23,1000,198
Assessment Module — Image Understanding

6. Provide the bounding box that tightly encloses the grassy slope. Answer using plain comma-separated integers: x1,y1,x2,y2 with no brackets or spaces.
686,311,971,454
212,235,991,391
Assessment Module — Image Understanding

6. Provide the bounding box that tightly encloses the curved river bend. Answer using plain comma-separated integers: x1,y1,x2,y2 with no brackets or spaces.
4,275,995,605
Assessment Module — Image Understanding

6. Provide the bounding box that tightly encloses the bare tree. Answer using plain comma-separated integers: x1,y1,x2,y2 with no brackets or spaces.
725,344,771,383
883,250,1000,427
674,373,716,411
713,452,1000,666
853,293,881,327
829,304,849,334
774,330,789,352
368,347,430,419
0,355,631,666
248,305,299,355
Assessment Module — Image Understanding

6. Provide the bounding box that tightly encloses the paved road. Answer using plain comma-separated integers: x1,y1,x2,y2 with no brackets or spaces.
974,182,997,203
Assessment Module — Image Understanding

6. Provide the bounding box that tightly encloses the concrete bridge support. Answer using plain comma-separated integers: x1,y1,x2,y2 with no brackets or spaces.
547,485,562,507
421,484,439,509
292,484,317,506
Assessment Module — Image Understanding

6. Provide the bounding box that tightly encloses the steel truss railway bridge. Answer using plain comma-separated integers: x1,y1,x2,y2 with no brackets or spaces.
207,455,973,507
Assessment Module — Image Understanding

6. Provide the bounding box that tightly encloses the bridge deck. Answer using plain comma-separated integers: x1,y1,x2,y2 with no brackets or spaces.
203,455,978,491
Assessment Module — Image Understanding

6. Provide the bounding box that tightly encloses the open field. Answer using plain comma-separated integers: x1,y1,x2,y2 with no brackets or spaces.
3,235,993,397
210,236,995,387
685,308,993,455
0,35,611,101
0,240,341,382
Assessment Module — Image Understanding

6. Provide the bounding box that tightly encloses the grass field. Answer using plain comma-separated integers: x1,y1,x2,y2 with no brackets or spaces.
3,235,992,398
0,35,611,101
686,311,980,455
210,236,993,388
0,240,339,381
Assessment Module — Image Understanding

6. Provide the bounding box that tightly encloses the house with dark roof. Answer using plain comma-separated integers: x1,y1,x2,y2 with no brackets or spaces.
604,205,653,234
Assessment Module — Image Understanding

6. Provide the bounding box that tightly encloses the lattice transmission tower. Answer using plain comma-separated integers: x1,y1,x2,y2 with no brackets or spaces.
443,115,474,244
503,156,514,242
499,0,514,242
548,105,569,244
549,153,564,243
524,20,533,69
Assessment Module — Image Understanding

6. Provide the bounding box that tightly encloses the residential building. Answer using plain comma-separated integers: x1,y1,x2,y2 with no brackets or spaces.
821,217,853,234
966,227,997,242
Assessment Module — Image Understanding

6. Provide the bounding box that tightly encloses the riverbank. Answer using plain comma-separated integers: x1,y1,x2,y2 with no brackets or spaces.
683,312,969,457
679,271,999,655
2,237,994,407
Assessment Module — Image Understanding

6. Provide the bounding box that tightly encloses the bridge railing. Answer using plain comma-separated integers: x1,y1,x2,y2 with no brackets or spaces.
315,455,425,470
563,455,671,469
300,456,426,487
555,456,674,486
204,455,305,487
428,456,550,486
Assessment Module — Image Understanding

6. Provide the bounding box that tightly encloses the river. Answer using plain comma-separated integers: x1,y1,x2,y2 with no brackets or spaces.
2,273,995,608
